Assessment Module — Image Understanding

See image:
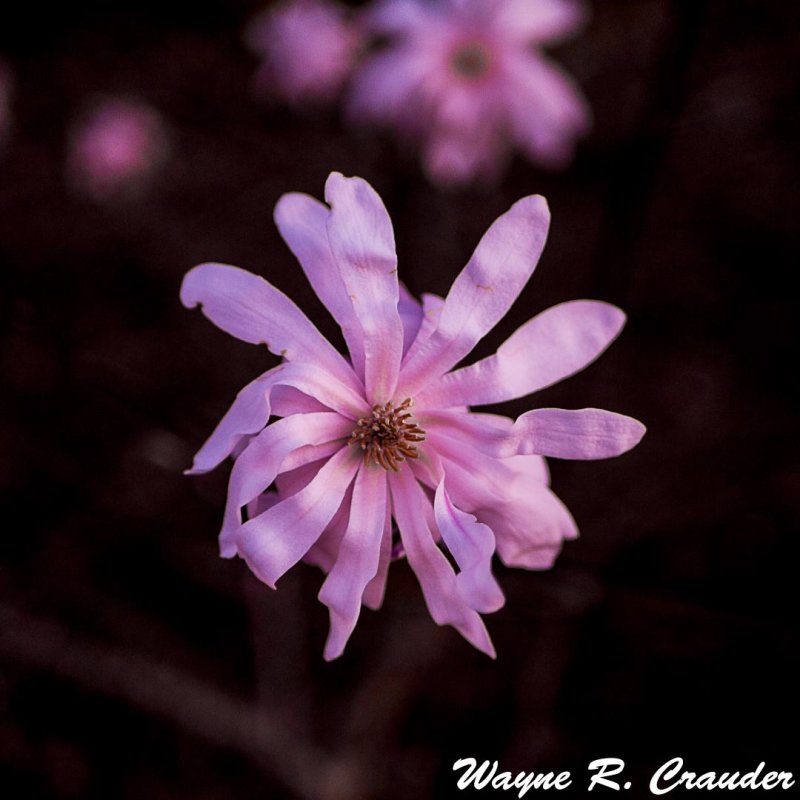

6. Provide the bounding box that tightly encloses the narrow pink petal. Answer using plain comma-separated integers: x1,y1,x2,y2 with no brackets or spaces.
237,447,360,588
417,301,626,408
390,468,495,657
219,413,351,551
434,480,505,614
324,173,404,403
361,505,392,610
269,384,330,417
509,408,646,459
424,407,646,460
181,262,360,394
399,195,550,395
319,465,388,660
273,192,366,379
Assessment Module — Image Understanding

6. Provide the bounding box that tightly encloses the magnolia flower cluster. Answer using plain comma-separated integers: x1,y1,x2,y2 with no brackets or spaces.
182,173,645,659
246,0,591,184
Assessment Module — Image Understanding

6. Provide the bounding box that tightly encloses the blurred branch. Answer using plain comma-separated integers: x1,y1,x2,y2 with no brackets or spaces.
0,603,365,800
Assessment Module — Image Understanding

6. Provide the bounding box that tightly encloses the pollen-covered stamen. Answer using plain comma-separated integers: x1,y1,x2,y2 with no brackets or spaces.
349,398,426,472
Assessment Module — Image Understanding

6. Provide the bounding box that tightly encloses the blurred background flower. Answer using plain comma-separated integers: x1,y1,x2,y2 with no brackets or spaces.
347,0,591,185
65,97,171,202
245,0,362,106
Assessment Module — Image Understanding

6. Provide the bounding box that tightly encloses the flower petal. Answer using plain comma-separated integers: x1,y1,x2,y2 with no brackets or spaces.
493,0,589,46
181,262,360,393
434,480,505,614
324,173,404,403
219,413,351,554
398,281,423,356
273,191,366,379
187,368,279,475
390,468,495,657
399,195,550,395
303,483,353,573
187,362,366,475
319,465,388,660
509,408,646,459
424,407,646,460
416,301,626,408
237,447,360,588
361,505,392,610
429,434,577,570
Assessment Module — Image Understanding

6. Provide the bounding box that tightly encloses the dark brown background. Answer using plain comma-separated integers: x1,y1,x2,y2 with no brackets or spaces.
1,1,798,798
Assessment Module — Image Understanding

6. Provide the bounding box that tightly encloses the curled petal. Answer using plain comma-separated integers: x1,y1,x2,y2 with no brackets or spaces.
400,195,550,395
220,413,352,554
434,480,505,614
324,172,404,403
417,301,626,408
237,447,360,588
274,192,366,379
319,465,388,659
181,262,360,393
390,468,495,657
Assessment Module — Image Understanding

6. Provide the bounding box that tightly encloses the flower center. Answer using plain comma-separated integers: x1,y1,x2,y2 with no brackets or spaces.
349,398,426,472
450,42,492,79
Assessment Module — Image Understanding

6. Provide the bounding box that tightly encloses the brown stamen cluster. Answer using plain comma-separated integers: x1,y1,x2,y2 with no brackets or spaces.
349,398,426,472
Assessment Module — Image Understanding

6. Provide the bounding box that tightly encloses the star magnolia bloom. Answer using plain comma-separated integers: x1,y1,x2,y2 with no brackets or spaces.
245,0,362,106
347,0,591,184
181,172,644,660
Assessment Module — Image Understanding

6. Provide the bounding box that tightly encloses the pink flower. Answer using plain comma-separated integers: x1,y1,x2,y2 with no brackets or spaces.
66,97,170,201
348,0,592,184
245,0,362,106
181,172,644,659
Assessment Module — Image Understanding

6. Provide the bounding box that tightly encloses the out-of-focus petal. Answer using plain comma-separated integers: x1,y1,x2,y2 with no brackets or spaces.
417,301,626,408
237,447,360,588
319,465,388,659
390,468,496,657
399,195,550,394
181,262,360,394
274,192,366,379
492,0,588,45
324,173,404,403
434,480,504,613
219,413,351,551
505,53,592,169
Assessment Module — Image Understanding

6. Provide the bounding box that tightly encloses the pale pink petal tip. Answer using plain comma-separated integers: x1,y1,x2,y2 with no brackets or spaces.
182,170,644,660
